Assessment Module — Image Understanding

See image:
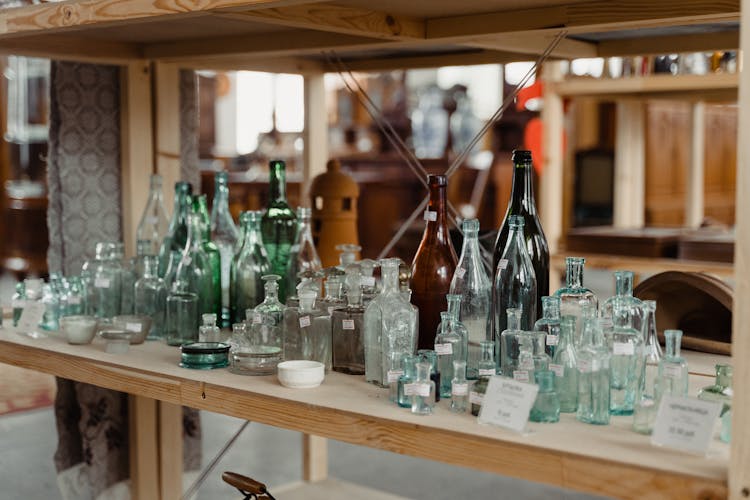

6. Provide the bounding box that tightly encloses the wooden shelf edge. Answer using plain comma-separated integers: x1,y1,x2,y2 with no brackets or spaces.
551,73,739,100
551,252,734,278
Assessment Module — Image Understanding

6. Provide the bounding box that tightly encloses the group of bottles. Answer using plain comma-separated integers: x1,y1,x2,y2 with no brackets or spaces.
12,274,86,335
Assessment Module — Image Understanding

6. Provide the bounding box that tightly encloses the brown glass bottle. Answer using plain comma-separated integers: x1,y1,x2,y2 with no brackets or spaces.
410,175,458,351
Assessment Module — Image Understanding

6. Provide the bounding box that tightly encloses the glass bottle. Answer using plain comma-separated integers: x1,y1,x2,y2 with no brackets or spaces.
89,242,122,319
158,181,192,277
656,329,689,400
601,270,647,339
633,300,662,434
286,206,322,300
493,216,537,338
499,307,524,376
410,174,458,351
410,361,436,415
451,359,468,413
492,149,549,322
210,171,240,327
397,354,419,408
136,173,170,257
283,291,330,369
530,370,561,423
175,213,214,316
435,311,468,398
165,280,199,346
199,313,221,342
247,274,286,370
550,316,578,413
61,276,85,318
134,255,167,340
364,258,418,387
609,299,644,416
436,294,469,365
359,259,378,305
449,218,491,379
231,211,271,324
114,242,136,315
331,266,365,375
553,257,597,345
195,195,222,319
642,300,663,360
41,282,60,331
698,364,733,443
12,281,25,327
387,352,406,404
19,278,44,337
319,275,345,316
470,340,496,416
534,296,562,358
261,160,298,303
417,349,441,402
576,316,611,425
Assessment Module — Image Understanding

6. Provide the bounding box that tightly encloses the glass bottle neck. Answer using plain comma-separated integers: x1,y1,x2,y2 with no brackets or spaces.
269,163,287,202
381,264,399,293
506,309,522,330
426,179,450,235
242,219,262,248
566,259,584,289
615,272,634,296
665,332,682,358
509,161,536,213
446,295,461,320
211,179,233,222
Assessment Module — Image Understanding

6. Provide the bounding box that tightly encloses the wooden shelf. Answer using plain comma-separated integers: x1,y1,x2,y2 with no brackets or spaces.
551,252,734,278
0,328,728,499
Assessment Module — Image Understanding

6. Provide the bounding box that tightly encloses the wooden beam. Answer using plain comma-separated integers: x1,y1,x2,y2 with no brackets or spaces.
613,100,645,229
551,73,738,98
0,34,141,62
129,395,160,500
176,56,324,74
158,401,183,500
325,49,523,72
686,101,706,228
540,62,565,256
302,73,327,205
154,62,181,209
598,30,739,57
466,34,598,59
302,434,328,483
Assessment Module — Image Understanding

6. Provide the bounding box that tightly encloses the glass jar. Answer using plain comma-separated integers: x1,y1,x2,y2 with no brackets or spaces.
165,282,199,346
134,255,167,340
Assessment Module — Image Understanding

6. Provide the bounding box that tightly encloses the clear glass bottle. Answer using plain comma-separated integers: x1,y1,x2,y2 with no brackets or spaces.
577,316,611,425
499,307,524,376
41,282,60,331
493,216,537,338
89,242,122,319
136,174,170,257
283,291,330,369
231,211,271,324
410,174,458,351
387,352,406,404
410,361,436,415
642,300,663,359
417,349,441,402
601,270,646,339
534,296,562,358
114,242,136,315
210,171,240,328
492,150,549,322
530,370,560,423
165,280,199,346
436,294,469,359
19,278,44,337
609,299,645,416
450,359,468,413
61,276,85,318
698,364,733,443
12,281,25,326
656,329,689,400
435,311,468,399
449,218,491,380
134,255,167,340
286,206,322,300
397,354,419,408
247,274,286,369
158,181,192,277
332,266,365,375
195,195,222,320
551,316,578,413
359,259,378,305
199,313,221,342
319,275,345,316
175,213,214,317
553,257,598,345
633,300,662,434
364,258,418,387
470,340,496,416
261,160,298,303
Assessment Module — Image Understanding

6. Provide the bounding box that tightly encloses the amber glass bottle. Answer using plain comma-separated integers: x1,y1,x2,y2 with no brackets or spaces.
410,175,458,350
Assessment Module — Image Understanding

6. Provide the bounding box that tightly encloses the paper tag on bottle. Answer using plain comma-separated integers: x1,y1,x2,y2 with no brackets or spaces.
68,296,82,305
404,383,419,396
181,256,192,267
478,377,539,433
578,359,599,373
342,319,355,330
387,369,404,383
452,382,468,396
434,343,453,355
497,259,509,271
549,363,564,378
455,267,466,279
519,358,535,370
11,299,24,309
478,368,496,377
423,210,437,222
546,334,559,346
94,277,111,289
651,396,722,455
252,313,262,324
513,370,530,382
469,391,484,405
17,302,45,333
414,383,431,397
362,277,376,288
299,315,311,328
125,322,141,332
613,342,635,356
663,364,683,379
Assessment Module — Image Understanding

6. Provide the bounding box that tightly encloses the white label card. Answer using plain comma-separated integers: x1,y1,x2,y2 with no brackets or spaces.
613,342,635,356
94,277,111,289
423,210,437,222
519,358,534,370
299,316,311,328
549,363,564,378
478,376,539,433
434,343,453,356
651,396,722,455
18,302,45,333
546,334,559,346
497,259,509,271
469,391,484,405
404,383,430,397
387,370,404,383
342,319,355,330
253,313,263,324
663,364,683,379
478,368,496,377
513,370,530,383
452,382,468,396
125,322,141,332
455,267,466,279
578,359,598,373
361,277,376,288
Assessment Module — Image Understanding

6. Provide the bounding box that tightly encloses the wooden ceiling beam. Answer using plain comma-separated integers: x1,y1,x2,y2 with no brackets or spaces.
597,30,739,56
464,34,598,59
0,34,142,63
323,49,528,72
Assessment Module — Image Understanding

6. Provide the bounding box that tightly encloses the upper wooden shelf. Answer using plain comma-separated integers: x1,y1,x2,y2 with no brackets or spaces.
0,0,740,72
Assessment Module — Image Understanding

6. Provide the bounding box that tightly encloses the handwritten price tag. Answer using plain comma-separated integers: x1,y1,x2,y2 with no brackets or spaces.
478,377,539,433
651,396,722,455
17,302,45,333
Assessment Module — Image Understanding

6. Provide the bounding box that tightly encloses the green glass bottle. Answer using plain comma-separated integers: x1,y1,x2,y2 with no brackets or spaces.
261,160,298,303
550,315,578,413
195,195,222,320
231,211,271,324
158,181,193,277
530,370,560,423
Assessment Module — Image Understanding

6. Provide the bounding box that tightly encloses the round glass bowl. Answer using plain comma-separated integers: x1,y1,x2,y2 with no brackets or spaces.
99,330,134,354
60,315,98,344
230,346,283,376
180,342,230,370
277,360,325,389
112,315,152,344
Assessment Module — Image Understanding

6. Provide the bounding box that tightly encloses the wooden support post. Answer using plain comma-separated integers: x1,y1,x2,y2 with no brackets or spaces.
154,62,182,210
158,401,183,500
120,61,154,258
129,395,159,500
686,100,706,228
302,433,328,483
302,73,328,205
613,100,645,228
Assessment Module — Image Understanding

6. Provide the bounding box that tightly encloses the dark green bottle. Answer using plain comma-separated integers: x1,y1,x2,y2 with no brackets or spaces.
158,181,193,277
194,195,222,320
261,160,297,303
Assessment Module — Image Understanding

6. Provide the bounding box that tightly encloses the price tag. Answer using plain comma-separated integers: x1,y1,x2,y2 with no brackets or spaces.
342,319,355,330
252,313,262,324
613,342,635,356
361,277,376,288
478,377,539,433
423,210,437,222
125,322,141,332
497,259,509,271
387,369,404,383
68,296,82,305
469,391,484,405
404,383,420,396
414,383,431,397
546,334,559,346
549,363,564,378
452,382,468,396
299,315,311,328
478,368,496,377
17,302,45,333
513,370,530,383
434,343,453,356
651,396,722,455
455,267,466,279
519,357,535,370
578,359,598,373
663,364,683,379
94,277,111,289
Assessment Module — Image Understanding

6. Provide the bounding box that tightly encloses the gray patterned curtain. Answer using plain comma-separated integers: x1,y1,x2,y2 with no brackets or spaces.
47,62,202,499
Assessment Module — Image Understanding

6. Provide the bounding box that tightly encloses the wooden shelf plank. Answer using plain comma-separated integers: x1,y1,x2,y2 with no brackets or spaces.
551,252,734,278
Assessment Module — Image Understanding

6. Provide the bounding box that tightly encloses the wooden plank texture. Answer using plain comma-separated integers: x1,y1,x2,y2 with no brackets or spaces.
129,395,160,500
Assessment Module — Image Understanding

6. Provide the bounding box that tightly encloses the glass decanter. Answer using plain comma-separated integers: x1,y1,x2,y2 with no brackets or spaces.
534,296,562,358
530,370,560,423
470,340,496,416
450,359,468,413
435,311,468,399
493,216,537,338
576,316,611,425
553,257,598,345
410,361,436,416
136,173,170,257
286,206,322,301
633,300,662,434
195,195,222,319
199,313,221,342
210,171,240,327
261,160,298,303
134,255,167,340
165,280,199,346
656,329,689,400
283,290,330,369
698,364,733,443
158,181,192,277
601,270,646,339
231,211,270,324
397,354,420,408
608,300,644,415
247,274,285,372
551,315,578,413
332,266,365,375
410,174,458,351
449,217,491,380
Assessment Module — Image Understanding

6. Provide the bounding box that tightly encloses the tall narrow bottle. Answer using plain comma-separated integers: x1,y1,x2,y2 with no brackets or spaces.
698,364,733,443
633,300,662,434
609,294,644,416
434,311,467,399
492,149,549,321
576,316,611,425
136,174,170,257
195,195,222,319
174,213,214,316
158,182,193,277
210,171,240,327
286,206,322,299
410,175,458,351
553,257,597,345
231,211,270,324
261,160,298,303
134,255,167,339
656,329,689,400
550,316,578,413
449,218,491,380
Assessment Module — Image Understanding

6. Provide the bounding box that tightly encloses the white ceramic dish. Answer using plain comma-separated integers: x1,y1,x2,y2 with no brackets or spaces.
277,360,325,389
60,315,98,344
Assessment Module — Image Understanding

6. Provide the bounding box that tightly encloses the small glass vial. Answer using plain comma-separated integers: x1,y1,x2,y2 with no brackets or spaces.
397,355,419,408
199,313,221,342
470,340,496,416
534,296,562,358
410,361,436,416
499,307,524,376
550,316,578,413
530,370,560,423
450,360,468,413
417,349,440,402
656,329,689,400
435,311,467,398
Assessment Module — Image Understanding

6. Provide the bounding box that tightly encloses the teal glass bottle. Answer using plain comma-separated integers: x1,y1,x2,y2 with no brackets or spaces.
61,276,85,317
550,315,578,413
134,255,167,340
12,281,25,326
698,364,733,443
576,315,611,425
470,340,496,416
261,160,298,303
418,349,441,402
210,171,240,328
609,299,644,416
534,296,562,358
158,181,192,277
530,370,560,423
195,195,222,319
397,354,420,408
434,311,467,398
231,211,271,324
88,242,122,319
286,206,322,299
410,361,436,416
136,174,170,257
633,300,662,434
656,329,689,400
553,257,597,345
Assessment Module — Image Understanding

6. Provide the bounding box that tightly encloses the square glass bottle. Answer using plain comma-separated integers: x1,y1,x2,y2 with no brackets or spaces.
332,266,366,374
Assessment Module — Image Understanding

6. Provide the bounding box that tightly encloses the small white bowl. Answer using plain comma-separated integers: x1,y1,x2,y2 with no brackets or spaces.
277,360,325,389
60,315,98,345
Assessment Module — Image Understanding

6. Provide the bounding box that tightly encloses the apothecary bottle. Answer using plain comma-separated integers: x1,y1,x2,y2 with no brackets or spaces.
534,296,561,358
530,370,560,423
286,206,322,301
397,354,419,408
61,276,85,317
601,270,646,339
698,364,733,443
410,174,458,351
165,280,199,346
247,274,286,369
435,311,467,398
210,171,240,327
158,181,192,277
609,299,644,415
470,340,496,416
576,316,611,425
499,307,524,376
261,160,298,303
199,313,221,342
134,255,167,339
551,316,578,413
492,150,549,321
553,257,597,345
633,300,662,434
332,266,365,374
450,359,468,413
656,329,689,400
231,211,270,324
449,218,491,379
136,174,170,257
283,291,330,369
410,361,436,416
493,216,537,338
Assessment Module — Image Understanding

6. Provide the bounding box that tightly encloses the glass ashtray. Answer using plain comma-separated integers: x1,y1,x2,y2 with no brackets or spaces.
230,345,283,376
180,342,231,370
